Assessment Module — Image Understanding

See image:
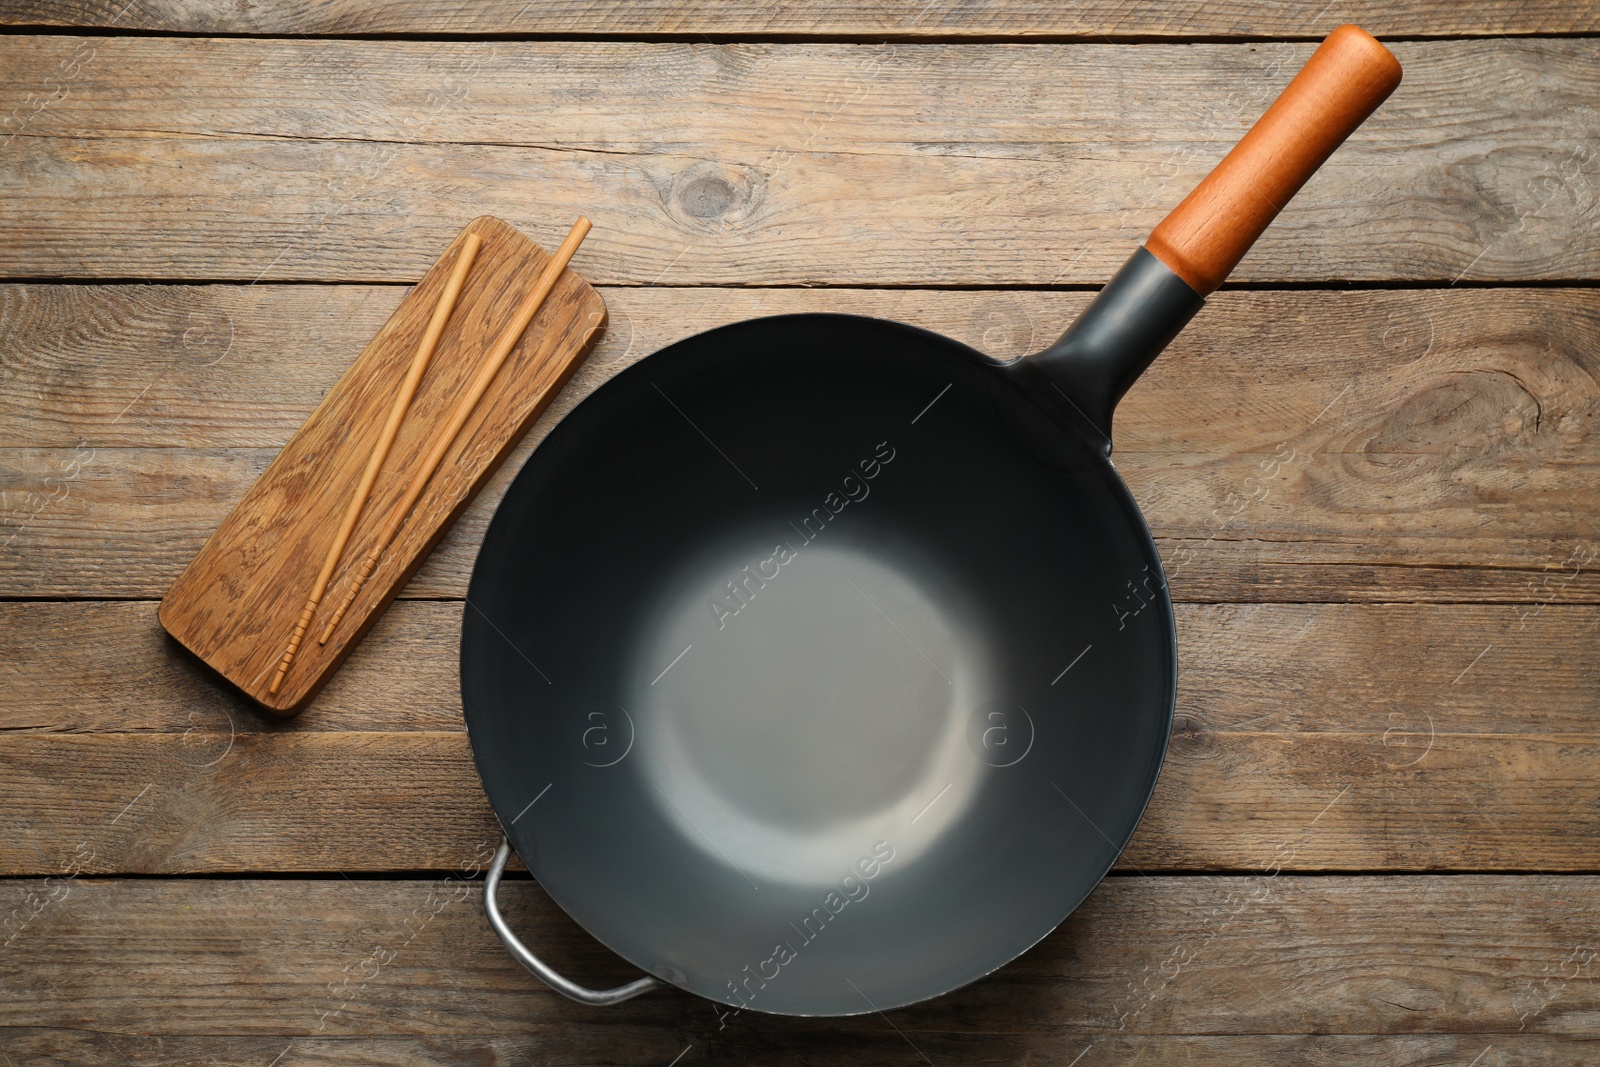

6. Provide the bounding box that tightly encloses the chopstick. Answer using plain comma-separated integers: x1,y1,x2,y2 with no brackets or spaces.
316,216,593,648
269,231,483,695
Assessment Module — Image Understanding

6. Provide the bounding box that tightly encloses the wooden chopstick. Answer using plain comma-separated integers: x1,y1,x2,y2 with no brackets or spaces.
316,216,593,647
268,231,484,695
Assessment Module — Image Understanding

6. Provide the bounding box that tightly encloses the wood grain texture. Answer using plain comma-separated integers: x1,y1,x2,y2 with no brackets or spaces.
0,601,465,735
157,218,605,713
2,875,1598,1041
11,442,1598,604
5,1032,1592,1067
1,599,1596,875
3,0,1595,36
4,285,1596,602
2,11,1597,1055
1,37,1595,284
5,601,1596,739
4,719,1598,873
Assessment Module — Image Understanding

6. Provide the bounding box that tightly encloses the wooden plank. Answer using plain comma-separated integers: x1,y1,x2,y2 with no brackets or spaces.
5,601,1597,738
3,1031,1592,1067
3,0,1593,37
155,218,604,714
9,435,1594,603
3,285,1597,602
5,601,1597,870
3,722,1598,873
2,875,1597,1040
0,601,465,735
1,37,1595,284
10,285,1598,455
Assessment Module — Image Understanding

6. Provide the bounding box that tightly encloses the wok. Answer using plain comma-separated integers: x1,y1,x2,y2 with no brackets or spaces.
462,26,1402,1016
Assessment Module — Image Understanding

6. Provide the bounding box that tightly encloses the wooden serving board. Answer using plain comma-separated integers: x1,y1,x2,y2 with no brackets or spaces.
159,216,605,715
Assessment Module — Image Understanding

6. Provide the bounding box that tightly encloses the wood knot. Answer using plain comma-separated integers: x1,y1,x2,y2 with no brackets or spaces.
1367,371,1544,458
1168,713,1216,759
681,175,736,219
664,162,761,231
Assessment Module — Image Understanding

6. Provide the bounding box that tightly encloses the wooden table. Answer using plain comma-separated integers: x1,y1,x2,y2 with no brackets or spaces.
3,3,1598,1063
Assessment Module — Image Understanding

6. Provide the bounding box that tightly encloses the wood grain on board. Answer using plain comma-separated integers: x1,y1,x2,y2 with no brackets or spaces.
4,0,1595,36
7,600,1597,738
5,1032,1590,1067
1,598,1596,875
2,720,1597,874
10,440,1596,604
156,217,605,714
0,37,1595,285
1,876,1596,1040
4,285,1596,602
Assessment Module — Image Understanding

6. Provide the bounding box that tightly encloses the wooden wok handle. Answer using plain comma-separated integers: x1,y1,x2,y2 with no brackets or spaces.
1145,25,1401,295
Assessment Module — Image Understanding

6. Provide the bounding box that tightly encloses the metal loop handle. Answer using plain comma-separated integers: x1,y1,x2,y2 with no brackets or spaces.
484,837,660,1006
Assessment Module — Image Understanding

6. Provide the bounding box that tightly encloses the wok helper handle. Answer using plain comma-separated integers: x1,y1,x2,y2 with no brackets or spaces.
1144,25,1402,295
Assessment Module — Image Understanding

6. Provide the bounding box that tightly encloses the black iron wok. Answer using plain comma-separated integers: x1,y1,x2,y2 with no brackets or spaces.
462,26,1402,1017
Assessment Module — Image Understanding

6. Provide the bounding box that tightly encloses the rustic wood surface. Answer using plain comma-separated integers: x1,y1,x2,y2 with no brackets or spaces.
3,0,1595,37
4,876,1600,1047
158,217,604,713
5,286,1598,604
1,38,1596,286
2,600,1600,874
2,3,1597,1063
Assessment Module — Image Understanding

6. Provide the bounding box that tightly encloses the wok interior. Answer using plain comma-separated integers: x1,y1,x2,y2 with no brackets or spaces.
462,315,1175,1015
636,531,998,886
